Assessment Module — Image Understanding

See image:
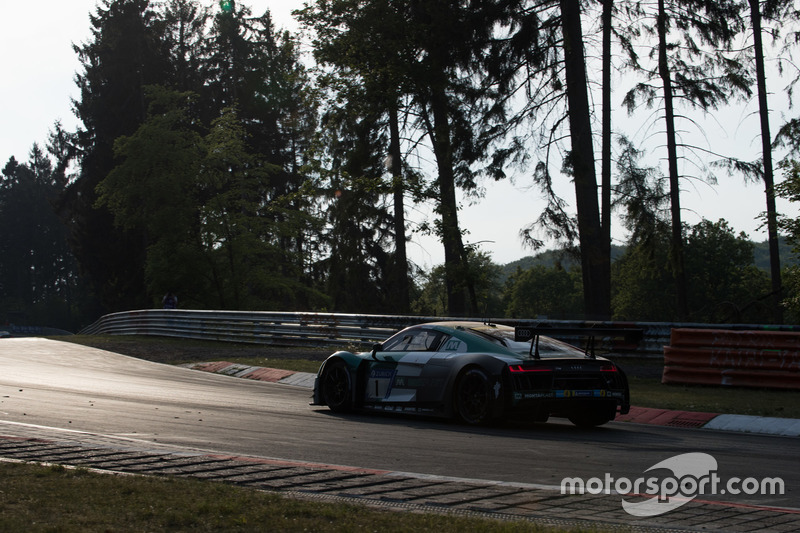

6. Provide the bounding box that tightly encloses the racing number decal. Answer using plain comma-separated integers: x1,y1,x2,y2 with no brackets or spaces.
366,368,396,400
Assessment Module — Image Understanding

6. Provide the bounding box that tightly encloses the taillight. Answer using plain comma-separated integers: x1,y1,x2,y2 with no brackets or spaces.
600,364,618,372
509,365,553,373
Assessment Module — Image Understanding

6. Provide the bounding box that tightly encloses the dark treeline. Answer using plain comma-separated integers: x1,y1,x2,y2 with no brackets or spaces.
4,0,800,332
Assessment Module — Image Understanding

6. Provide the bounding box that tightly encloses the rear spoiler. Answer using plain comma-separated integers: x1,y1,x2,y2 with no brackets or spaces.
514,326,643,359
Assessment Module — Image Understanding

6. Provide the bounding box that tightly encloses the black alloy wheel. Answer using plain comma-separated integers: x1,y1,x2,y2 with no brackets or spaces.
321,361,352,412
454,367,493,425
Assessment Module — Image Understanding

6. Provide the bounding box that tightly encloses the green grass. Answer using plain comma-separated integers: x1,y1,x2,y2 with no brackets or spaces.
0,462,590,532
628,376,800,418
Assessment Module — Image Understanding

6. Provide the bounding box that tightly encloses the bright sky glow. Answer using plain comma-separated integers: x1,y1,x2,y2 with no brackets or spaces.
1,1,796,269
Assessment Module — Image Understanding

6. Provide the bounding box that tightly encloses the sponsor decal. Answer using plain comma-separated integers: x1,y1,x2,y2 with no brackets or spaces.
555,389,607,398
443,339,465,352
514,391,555,400
367,368,396,400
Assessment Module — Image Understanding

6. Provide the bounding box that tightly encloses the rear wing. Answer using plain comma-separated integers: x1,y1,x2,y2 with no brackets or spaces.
514,326,643,359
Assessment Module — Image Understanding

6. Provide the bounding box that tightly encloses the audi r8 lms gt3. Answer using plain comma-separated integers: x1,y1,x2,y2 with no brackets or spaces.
312,321,631,427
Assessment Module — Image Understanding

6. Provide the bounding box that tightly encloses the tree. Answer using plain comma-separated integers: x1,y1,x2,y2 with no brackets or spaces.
774,159,800,319
734,0,800,324
162,0,210,93
612,219,771,322
97,86,324,310
1,148,80,329
394,0,501,316
67,0,319,311
504,263,583,319
413,250,503,317
296,0,414,312
64,0,173,311
95,87,207,307
622,0,747,320
685,220,771,323
493,1,612,319
206,1,319,285
601,0,614,274
613,136,670,247
299,0,516,316
560,0,610,319
311,90,397,312
747,0,781,322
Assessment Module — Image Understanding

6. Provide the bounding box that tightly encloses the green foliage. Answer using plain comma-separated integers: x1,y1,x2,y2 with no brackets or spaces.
503,264,583,319
0,148,85,330
611,231,676,321
685,220,771,322
413,250,503,317
65,0,322,314
96,87,324,311
774,159,800,319
611,220,772,323
10,0,800,327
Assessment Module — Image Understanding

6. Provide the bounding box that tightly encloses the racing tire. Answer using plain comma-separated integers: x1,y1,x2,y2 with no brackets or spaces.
568,409,614,428
320,360,353,413
453,367,493,425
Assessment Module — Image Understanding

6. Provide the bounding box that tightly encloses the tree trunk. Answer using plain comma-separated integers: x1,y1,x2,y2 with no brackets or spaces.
750,0,783,323
429,83,470,316
388,104,411,313
560,0,611,320
657,0,689,320
601,0,613,302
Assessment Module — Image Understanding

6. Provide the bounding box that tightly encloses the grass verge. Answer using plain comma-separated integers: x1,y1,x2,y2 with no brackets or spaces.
0,462,588,532
628,376,800,418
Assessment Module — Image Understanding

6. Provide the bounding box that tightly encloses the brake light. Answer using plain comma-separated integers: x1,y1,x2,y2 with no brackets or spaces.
600,364,618,372
509,365,553,373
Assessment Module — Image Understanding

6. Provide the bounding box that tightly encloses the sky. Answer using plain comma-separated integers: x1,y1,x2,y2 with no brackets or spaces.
2,1,797,271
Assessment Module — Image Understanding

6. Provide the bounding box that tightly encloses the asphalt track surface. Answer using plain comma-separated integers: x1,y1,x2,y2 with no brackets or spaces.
1,338,799,531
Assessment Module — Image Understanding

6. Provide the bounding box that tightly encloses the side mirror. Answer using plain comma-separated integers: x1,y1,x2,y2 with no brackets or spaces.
371,343,382,360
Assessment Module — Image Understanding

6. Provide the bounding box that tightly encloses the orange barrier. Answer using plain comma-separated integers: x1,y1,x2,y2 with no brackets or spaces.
663,328,800,389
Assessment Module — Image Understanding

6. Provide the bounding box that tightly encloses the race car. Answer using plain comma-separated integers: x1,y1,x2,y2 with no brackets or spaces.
312,321,632,427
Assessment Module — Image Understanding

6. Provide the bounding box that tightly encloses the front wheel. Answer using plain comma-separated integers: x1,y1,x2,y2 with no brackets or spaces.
453,367,494,425
320,360,352,413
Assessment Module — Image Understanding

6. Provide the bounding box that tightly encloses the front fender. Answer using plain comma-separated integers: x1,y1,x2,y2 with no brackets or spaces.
311,351,363,406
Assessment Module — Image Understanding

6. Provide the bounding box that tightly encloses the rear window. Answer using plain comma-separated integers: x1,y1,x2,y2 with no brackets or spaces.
468,326,583,358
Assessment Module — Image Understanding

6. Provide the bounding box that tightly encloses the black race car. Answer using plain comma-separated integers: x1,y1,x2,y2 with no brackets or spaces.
312,321,632,427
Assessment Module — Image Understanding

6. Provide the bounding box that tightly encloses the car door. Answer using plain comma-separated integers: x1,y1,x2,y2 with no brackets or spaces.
364,327,449,406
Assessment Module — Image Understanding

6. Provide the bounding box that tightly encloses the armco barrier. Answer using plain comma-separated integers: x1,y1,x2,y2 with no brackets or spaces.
663,328,800,389
79,309,800,362
78,310,410,347
79,310,666,354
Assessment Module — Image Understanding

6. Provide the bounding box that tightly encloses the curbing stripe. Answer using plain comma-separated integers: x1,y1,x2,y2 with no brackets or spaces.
243,367,296,382
703,414,800,437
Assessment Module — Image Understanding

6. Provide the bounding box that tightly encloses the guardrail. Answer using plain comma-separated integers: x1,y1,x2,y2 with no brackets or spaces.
78,309,800,359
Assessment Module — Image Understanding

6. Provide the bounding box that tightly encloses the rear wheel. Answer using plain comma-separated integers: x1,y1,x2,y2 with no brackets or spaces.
453,367,493,425
320,361,352,412
568,408,614,428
